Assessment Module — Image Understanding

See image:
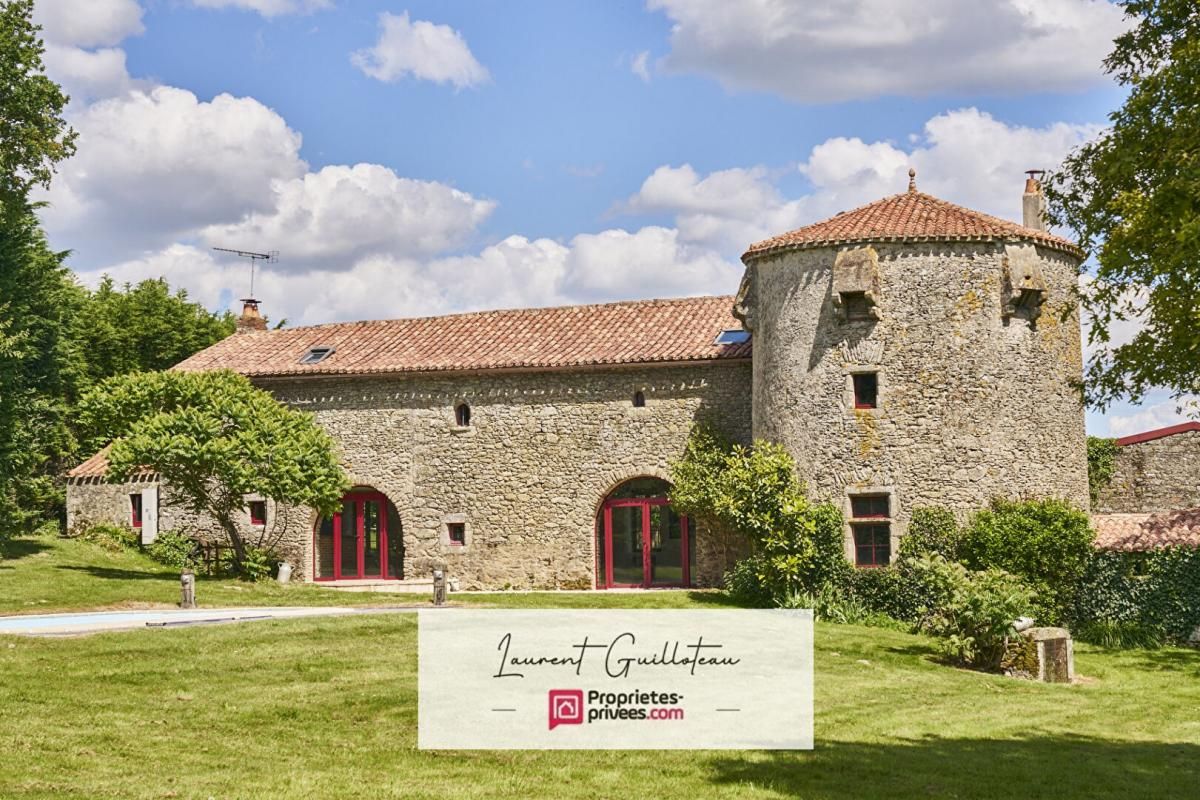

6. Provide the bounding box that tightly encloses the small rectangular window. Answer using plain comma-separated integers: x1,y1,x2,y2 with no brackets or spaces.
299,346,335,365
853,373,878,409
714,329,751,345
130,493,143,528
248,500,267,526
853,524,891,567
448,522,466,546
850,495,889,519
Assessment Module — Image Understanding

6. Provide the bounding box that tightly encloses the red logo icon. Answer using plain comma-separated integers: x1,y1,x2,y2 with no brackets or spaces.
548,689,584,730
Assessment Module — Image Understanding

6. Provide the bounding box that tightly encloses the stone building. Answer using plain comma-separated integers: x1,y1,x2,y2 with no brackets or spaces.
67,173,1091,589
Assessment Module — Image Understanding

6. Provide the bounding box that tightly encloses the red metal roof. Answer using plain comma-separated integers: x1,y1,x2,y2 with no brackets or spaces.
743,189,1082,260
1092,509,1200,552
173,295,750,378
1114,422,1200,447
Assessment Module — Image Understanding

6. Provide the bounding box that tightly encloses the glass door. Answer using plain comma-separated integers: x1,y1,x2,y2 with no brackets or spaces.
317,491,392,580
601,498,689,588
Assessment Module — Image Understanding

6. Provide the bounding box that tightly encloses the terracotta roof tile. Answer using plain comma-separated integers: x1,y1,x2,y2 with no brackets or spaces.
1092,509,1200,552
67,446,111,479
743,190,1082,260
174,295,750,378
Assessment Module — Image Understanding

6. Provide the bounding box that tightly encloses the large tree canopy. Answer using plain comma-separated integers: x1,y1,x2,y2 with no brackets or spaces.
1046,0,1200,411
0,0,75,204
78,370,349,573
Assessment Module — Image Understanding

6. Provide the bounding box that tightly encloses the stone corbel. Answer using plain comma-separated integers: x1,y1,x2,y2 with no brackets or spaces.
732,270,755,331
832,246,882,321
1002,244,1047,320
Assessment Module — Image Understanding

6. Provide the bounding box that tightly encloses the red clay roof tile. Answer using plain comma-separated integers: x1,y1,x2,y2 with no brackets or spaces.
173,295,750,378
1092,509,1200,552
743,189,1082,260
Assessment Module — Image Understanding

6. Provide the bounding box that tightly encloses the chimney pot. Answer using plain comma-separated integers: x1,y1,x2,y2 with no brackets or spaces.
236,298,267,334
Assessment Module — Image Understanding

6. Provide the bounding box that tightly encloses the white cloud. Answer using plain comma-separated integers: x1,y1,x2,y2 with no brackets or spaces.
34,0,145,102
648,0,1130,102
201,163,496,266
631,51,651,82
1106,395,1199,438
34,0,144,48
561,227,737,302
188,0,332,16
40,87,307,264
351,11,490,88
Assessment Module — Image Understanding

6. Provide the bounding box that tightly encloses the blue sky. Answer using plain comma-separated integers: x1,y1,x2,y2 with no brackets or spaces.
29,0,1180,436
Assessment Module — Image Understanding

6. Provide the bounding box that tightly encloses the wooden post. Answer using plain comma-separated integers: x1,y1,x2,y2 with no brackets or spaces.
180,569,196,609
432,569,447,606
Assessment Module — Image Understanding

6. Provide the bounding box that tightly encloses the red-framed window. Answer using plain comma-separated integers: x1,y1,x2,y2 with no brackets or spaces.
852,373,878,409
248,500,267,526
852,524,891,567
129,493,143,529
850,493,891,567
313,490,403,581
447,522,466,546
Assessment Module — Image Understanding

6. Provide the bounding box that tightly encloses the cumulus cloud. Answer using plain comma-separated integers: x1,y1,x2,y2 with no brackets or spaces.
188,0,332,16
34,0,145,102
1105,395,1199,438
40,87,307,264
648,0,1130,102
352,11,490,88
201,164,496,266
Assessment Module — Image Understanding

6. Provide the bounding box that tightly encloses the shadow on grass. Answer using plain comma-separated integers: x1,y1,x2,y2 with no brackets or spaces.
684,590,747,607
1120,646,1200,676
706,735,1200,799
0,536,50,561
56,565,175,581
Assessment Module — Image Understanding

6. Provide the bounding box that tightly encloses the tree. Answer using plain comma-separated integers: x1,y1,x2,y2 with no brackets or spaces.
0,0,76,204
1045,0,1200,411
78,370,349,574
73,277,236,385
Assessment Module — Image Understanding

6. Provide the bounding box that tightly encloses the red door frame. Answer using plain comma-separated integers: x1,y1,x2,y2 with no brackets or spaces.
599,497,690,589
314,490,394,581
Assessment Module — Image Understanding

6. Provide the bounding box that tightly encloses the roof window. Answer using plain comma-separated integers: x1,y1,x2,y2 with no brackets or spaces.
714,329,751,345
299,346,335,365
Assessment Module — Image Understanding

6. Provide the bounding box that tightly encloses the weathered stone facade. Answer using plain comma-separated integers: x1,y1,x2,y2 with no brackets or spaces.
1095,427,1200,513
69,362,752,588
736,240,1089,558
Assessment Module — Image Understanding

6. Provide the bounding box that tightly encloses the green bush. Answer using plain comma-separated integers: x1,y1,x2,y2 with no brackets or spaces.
1073,547,1200,644
145,530,200,570
240,545,276,582
73,523,138,552
672,426,851,603
723,555,775,608
1075,619,1166,649
781,585,907,629
898,506,961,561
909,556,1035,671
960,498,1093,625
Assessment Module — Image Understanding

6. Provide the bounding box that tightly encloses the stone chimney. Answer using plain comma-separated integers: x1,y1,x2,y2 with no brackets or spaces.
236,298,267,333
1022,170,1046,231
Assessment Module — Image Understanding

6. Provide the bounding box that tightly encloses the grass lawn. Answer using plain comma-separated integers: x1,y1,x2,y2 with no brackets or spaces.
1,530,1198,798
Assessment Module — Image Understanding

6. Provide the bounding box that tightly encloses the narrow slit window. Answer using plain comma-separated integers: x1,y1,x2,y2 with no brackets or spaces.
853,373,878,409
299,346,335,365
633,390,646,408
455,403,471,427
248,500,267,526
448,522,466,546
130,493,143,529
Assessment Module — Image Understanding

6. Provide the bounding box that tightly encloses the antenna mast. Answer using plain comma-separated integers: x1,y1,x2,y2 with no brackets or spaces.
211,247,279,299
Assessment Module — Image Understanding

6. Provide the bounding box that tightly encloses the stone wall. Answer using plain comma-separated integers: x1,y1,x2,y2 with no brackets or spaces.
738,240,1089,560
1094,429,1200,513
68,361,752,589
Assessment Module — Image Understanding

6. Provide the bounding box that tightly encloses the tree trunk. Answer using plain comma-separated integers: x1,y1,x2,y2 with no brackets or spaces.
215,511,247,576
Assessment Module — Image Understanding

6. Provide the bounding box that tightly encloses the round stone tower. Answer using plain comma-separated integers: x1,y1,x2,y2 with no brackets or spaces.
733,172,1088,566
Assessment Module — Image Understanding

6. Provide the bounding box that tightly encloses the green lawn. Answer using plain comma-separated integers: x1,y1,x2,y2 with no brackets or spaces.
1,531,1198,798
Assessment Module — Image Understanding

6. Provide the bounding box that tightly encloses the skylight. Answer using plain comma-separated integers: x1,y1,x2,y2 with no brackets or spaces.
299,346,335,365
714,329,751,345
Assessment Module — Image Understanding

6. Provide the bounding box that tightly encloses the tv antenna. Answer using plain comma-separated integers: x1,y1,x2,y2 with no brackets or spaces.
211,247,278,298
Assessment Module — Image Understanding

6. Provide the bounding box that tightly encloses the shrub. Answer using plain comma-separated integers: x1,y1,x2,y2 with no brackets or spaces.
240,545,276,582
909,556,1035,671
1075,620,1166,649
780,585,905,629
1073,547,1200,644
960,498,1093,625
74,523,138,552
145,530,200,570
672,426,851,603
898,506,961,561
723,555,775,608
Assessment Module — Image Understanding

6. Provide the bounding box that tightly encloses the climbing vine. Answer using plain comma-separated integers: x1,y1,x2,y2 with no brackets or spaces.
1087,436,1118,502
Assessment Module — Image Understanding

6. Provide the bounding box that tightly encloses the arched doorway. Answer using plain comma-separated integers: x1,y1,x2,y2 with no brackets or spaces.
596,477,691,589
313,488,403,580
